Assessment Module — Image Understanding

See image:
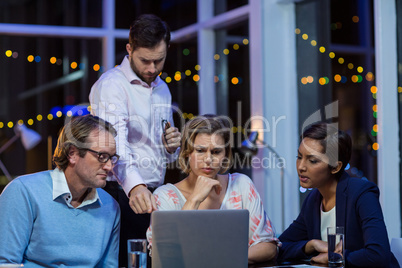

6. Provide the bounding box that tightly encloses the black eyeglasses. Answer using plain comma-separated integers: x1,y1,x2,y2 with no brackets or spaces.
83,148,120,165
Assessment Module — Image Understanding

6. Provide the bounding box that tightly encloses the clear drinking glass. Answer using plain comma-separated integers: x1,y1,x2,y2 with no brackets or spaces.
327,226,345,267
127,239,147,268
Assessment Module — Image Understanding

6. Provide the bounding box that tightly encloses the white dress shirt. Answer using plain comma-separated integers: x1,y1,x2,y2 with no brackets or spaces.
89,56,179,196
51,168,100,208
320,203,336,241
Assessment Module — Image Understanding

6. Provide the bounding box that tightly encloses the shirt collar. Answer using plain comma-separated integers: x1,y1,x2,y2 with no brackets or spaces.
50,168,101,208
121,56,161,88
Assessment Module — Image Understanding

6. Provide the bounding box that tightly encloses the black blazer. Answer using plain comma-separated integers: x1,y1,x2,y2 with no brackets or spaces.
278,172,399,267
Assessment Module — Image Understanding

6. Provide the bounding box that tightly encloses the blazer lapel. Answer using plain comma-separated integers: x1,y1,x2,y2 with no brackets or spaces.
336,173,349,229
311,190,323,239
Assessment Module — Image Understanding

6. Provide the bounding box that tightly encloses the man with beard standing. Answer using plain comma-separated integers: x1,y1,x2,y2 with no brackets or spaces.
89,14,181,267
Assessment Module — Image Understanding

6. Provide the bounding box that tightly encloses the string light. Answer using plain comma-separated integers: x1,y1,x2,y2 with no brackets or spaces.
1,20,384,142
3,38,250,87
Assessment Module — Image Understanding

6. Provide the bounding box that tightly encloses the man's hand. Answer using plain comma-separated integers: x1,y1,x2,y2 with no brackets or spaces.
129,184,157,214
162,125,181,153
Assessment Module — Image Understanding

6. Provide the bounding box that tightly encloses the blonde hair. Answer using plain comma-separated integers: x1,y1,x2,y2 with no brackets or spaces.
179,114,233,174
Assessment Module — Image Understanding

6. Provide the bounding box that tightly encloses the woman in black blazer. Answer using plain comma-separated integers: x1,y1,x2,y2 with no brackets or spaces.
278,122,398,267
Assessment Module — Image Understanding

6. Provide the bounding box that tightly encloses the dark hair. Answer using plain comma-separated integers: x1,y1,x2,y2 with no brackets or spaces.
129,14,171,50
53,115,117,171
301,122,352,175
179,114,233,174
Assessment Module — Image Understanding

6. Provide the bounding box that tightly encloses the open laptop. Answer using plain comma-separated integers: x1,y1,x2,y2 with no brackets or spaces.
151,209,249,268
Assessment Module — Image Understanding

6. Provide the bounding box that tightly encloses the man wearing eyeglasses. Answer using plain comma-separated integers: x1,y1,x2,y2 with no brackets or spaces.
0,115,120,267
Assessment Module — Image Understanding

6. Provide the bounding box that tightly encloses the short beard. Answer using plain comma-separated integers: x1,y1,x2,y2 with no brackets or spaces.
129,56,156,85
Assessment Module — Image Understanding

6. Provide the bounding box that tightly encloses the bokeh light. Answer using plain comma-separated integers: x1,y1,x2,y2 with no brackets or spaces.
182,48,190,56
319,77,326,85
174,73,181,81
366,72,374,81
231,77,239,85
372,143,379,151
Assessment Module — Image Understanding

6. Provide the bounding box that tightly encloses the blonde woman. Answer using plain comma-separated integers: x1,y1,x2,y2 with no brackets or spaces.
147,114,280,264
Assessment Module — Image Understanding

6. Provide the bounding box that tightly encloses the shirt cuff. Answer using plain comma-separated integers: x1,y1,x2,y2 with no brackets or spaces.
119,170,146,197
164,146,180,162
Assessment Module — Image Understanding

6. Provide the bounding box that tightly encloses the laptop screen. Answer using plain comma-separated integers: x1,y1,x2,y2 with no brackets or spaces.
151,209,249,268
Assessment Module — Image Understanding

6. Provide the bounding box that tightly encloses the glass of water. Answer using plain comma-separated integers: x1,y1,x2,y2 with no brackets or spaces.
327,226,344,267
127,239,147,268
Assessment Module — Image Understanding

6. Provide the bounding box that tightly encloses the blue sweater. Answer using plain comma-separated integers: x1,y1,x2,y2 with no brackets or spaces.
278,172,399,268
0,170,120,267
